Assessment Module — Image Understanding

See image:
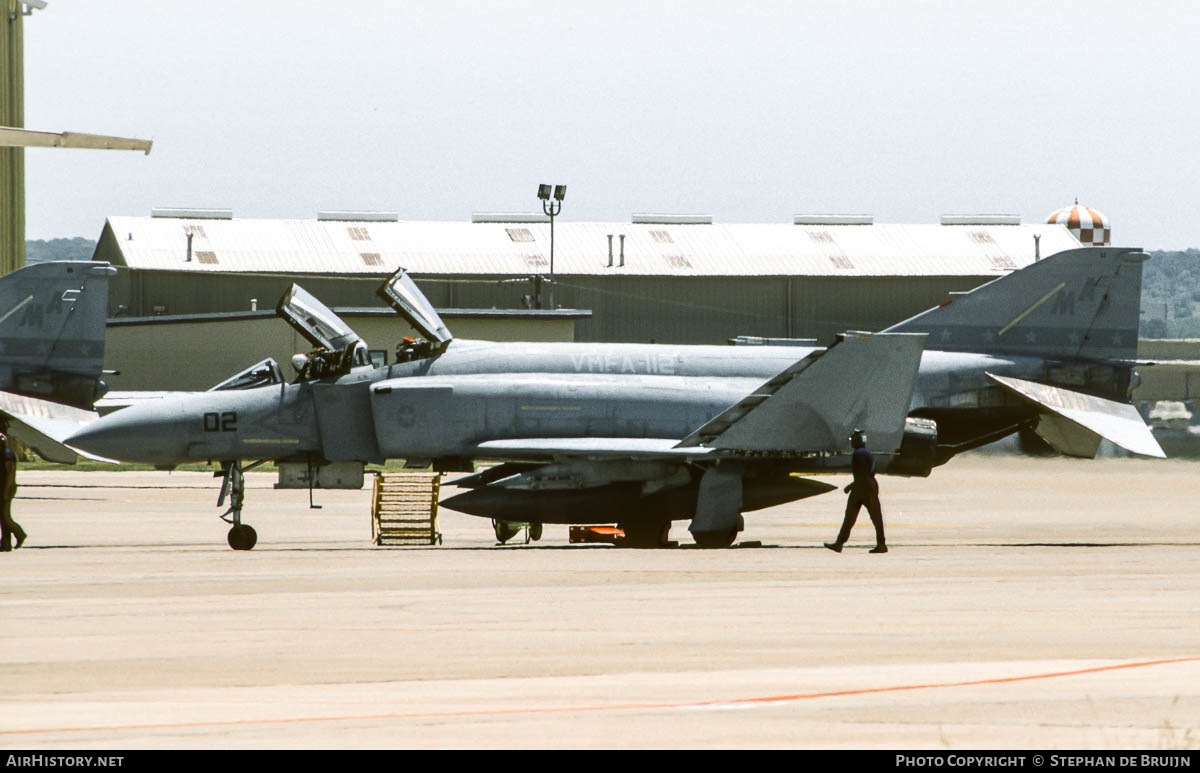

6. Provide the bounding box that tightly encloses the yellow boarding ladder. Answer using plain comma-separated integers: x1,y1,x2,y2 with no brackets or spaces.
371,472,443,546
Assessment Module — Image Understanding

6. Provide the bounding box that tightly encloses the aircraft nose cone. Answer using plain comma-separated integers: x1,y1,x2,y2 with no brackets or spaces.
67,404,189,464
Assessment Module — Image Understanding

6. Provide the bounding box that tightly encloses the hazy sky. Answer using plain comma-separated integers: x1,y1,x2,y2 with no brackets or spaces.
21,0,1200,249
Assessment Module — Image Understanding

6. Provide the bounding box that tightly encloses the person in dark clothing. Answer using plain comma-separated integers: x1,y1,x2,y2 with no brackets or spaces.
0,434,24,551
825,429,887,554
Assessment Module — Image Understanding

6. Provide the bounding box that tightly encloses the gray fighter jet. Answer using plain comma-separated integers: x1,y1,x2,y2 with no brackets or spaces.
64,245,1161,550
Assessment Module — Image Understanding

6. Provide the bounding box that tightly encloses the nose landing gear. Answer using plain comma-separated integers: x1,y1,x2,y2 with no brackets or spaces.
228,523,257,551
218,460,265,550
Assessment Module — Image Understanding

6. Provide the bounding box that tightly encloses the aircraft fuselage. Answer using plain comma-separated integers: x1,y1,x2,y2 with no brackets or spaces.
65,340,1101,469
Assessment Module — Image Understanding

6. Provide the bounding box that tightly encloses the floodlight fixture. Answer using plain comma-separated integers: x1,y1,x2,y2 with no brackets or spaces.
534,182,567,310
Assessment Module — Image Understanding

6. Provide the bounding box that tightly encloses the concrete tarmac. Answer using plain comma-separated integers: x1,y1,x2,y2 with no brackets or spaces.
0,455,1197,749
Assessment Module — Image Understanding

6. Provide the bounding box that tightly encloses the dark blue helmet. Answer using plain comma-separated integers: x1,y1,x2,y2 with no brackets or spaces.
850,429,867,449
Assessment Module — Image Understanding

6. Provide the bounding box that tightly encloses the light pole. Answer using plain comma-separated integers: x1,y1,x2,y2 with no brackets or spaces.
536,183,565,309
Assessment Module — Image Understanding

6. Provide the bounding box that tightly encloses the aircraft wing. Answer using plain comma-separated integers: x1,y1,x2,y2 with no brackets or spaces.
680,331,927,453
0,391,112,464
470,333,926,461
987,373,1165,458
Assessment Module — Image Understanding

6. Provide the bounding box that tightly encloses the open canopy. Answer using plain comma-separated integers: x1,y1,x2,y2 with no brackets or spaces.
376,268,453,348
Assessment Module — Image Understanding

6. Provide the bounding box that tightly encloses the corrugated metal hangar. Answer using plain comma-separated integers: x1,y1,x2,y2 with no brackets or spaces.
93,210,1082,349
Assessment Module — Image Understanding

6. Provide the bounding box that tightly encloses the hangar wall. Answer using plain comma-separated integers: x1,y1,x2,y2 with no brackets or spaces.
106,266,385,318
105,268,987,347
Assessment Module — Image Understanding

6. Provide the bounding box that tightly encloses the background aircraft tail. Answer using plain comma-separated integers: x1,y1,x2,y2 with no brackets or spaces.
0,261,116,408
884,246,1146,362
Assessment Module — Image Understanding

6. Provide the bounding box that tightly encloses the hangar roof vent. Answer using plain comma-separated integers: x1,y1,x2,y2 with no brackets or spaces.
317,210,399,222
472,212,551,223
151,208,233,220
793,214,874,225
940,214,1021,226
632,213,712,225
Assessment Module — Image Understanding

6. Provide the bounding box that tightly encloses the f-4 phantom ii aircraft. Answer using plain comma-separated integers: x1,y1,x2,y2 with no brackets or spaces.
59,245,1165,550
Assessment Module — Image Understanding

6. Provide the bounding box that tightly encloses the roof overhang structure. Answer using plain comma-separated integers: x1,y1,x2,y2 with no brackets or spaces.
0,126,152,154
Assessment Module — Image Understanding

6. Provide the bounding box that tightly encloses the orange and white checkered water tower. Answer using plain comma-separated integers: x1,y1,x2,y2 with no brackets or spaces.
1046,200,1111,246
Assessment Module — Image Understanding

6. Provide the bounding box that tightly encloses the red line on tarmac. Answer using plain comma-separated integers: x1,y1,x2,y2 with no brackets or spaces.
3,656,1197,737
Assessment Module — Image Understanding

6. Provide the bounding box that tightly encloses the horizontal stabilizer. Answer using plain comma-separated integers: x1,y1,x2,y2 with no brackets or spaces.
0,391,112,464
987,373,1165,458
680,332,926,453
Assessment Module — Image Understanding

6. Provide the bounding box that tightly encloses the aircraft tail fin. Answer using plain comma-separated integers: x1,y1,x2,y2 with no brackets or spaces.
0,262,116,408
884,246,1147,362
679,331,926,453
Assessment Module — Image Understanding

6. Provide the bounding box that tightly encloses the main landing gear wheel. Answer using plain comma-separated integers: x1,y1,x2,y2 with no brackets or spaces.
227,524,258,551
529,521,543,542
492,519,523,545
619,520,672,549
692,530,738,549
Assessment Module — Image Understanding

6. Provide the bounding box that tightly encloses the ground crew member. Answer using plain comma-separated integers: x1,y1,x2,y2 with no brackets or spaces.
825,429,887,554
0,434,24,551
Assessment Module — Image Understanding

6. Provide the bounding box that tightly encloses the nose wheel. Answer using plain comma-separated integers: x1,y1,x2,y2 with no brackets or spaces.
227,523,258,550
218,460,264,550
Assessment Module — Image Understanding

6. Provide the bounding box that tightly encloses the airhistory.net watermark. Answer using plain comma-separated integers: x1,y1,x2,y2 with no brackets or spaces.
5,757,123,768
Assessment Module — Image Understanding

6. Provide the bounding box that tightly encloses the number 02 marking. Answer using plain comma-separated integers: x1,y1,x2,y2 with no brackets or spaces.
203,412,238,432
